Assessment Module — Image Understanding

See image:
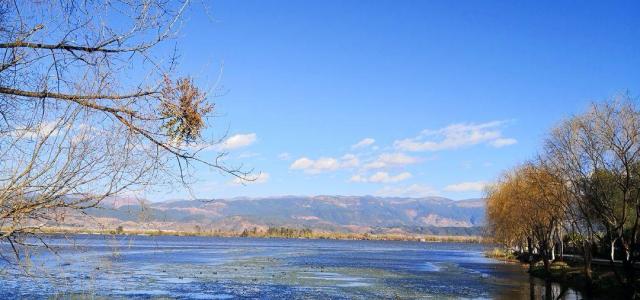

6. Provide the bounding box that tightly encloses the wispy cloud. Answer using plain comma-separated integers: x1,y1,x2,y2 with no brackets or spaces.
394,121,516,151
236,152,260,159
278,152,291,160
364,152,420,169
178,133,257,153
12,120,63,139
490,138,517,148
290,154,359,174
219,133,257,151
351,138,376,149
341,154,360,168
443,181,488,192
350,171,412,183
376,184,438,198
232,172,270,185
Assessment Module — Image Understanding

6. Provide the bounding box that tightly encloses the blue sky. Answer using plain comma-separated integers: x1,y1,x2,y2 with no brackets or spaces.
149,0,639,201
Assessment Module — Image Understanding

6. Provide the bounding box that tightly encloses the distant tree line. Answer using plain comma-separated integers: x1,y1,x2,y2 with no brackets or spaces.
486,94,640,292
240,227,313,238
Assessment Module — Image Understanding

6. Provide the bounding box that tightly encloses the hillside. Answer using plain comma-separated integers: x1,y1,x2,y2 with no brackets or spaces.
71,196,485,236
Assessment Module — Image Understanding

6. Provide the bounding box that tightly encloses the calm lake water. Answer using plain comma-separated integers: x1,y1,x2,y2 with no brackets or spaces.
0,235,582,299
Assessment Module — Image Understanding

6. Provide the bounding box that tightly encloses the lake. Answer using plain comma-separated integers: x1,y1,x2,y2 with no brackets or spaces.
0,235,582,299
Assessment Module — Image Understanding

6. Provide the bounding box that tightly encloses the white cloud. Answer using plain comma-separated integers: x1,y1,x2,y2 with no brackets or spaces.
290,155,359,174
232,172,270,185
376,184,439,198
313,157,341,171
341,154,360,168
490,138,518,148
12,120,62,139
290,157,315,170
364,152,420,169
237,152,260,159
349,174,367,182
443,181,488,192
219,133,257,151
394,121,516,152
351,171,412,183
351,138,376,149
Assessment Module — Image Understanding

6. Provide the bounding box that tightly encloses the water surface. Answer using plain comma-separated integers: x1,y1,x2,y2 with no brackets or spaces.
0,235,581,299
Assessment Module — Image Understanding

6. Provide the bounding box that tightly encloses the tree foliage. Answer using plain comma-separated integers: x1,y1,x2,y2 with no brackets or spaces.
486,94,640,291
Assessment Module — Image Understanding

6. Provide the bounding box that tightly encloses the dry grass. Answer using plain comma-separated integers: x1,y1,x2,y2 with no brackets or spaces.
484,247,517,261
23,226,485,243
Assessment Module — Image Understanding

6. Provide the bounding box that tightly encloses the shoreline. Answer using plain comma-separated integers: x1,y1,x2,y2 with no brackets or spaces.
485,248,627,298
528,262,627,298
29,226,485,243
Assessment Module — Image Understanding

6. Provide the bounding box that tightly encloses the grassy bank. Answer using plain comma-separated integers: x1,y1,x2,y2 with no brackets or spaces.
484,247,518,262
30,226,485,243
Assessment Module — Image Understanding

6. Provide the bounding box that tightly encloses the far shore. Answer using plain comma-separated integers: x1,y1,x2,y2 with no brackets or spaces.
24,226,485,244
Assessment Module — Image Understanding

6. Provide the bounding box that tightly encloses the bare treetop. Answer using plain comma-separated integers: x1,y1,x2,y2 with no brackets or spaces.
0,0,250,260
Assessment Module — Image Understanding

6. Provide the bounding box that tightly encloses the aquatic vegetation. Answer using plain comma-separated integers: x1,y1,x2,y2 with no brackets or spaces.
0,235,582,299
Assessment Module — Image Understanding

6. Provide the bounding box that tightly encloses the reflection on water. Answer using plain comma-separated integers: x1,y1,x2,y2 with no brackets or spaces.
0,235,584,299
527,277,582,300
488,264,584,300
495,276,583,300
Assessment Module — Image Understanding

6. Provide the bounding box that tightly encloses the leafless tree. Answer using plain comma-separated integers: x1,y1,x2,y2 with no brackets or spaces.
0,0,250,261
576,98,640,289
543,94,640,290
544,112,602,285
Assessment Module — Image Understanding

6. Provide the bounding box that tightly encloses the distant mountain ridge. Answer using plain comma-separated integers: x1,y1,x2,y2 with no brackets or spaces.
78,196,486,236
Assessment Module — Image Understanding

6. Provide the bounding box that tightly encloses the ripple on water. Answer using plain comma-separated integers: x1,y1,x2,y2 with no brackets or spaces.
185,292,234,299
336,282,371,287
419,262,441,272
158,276,196,284
115,289,170,296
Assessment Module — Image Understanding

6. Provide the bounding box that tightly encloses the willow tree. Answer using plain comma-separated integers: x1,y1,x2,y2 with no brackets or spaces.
0,1,249,261
521,162,568,273
486,162,567,273
486,169,529,251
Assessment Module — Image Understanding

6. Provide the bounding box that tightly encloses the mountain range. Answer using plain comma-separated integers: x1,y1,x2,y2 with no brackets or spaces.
69,195,486,236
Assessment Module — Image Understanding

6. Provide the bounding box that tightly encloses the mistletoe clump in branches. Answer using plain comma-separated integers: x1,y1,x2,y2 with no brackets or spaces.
160,77,213,144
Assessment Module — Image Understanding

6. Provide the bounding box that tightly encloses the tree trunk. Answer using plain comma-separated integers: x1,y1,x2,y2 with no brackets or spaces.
543,256,551,274
582,241,593,286
541,242,551,274
558,236,564,261
616,238,636,293
608,238,625,285
527,237,534,271
622,252,635,290
610,239,615,262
